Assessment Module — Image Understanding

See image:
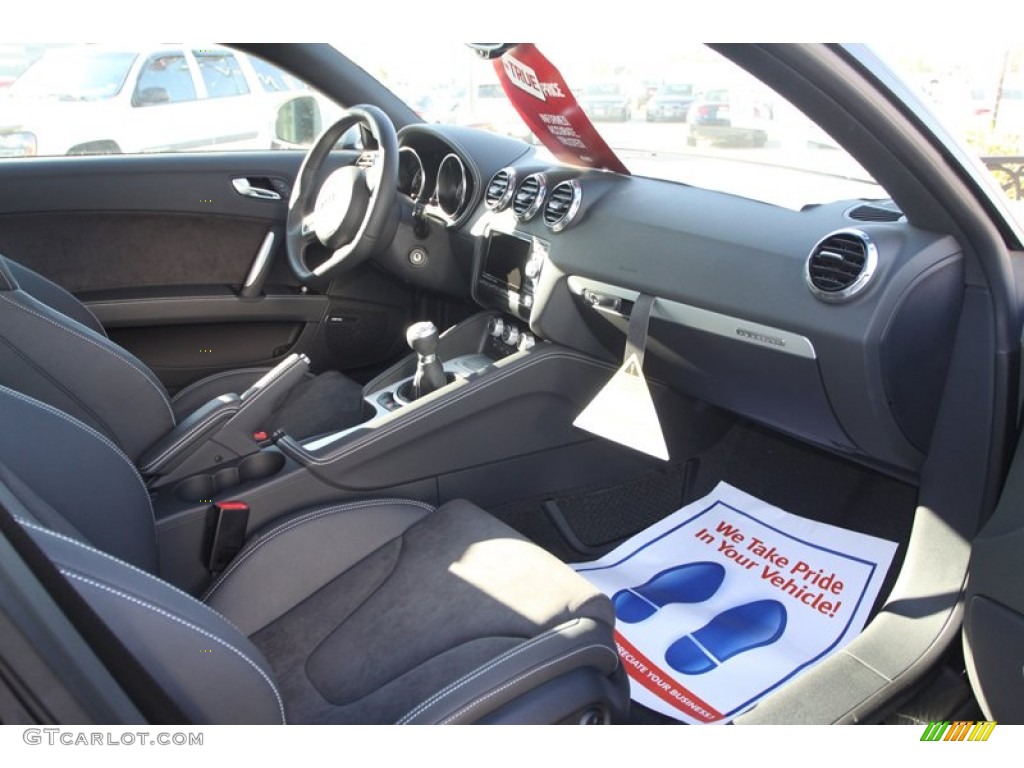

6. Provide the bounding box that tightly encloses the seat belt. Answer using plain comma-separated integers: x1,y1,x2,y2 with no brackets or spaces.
0,495,191,725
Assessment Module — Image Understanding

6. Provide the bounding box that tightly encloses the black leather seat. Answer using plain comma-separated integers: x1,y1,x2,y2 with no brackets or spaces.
0,385,629,724
0,255,366,464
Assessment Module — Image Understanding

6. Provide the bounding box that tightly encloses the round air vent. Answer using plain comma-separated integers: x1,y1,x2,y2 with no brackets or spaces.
543,179,581,232
512,173,546,221
484,168,516,211
805,229,877,302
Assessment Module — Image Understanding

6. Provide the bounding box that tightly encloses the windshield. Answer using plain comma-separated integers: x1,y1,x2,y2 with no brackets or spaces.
581,84,624,96
339,42,1022,222
477,84,504,98
657,84,694,97
341,42,882,210
9,50,136,100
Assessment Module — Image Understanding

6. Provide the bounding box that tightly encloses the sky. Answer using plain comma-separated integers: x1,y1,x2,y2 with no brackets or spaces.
3,0,1022,43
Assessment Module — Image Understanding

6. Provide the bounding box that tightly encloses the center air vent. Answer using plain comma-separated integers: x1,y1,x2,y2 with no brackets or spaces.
543,180,581,232
805,229,877,302
512,173,546,221
485,168,516,211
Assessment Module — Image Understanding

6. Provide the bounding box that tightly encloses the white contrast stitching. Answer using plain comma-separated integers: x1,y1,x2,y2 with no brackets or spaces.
1,386,155,526
202,498,434,601
438,644,616,724
16,518,251,638
0,292,175,424
397,622,580,724
62,570,287,724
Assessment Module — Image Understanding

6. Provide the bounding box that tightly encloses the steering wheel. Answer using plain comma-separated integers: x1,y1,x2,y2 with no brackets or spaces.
285,104,399,285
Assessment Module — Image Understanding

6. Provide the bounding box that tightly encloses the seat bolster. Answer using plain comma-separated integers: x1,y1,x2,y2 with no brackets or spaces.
0,290,174,460
203,499,434,635
1,254,107,336
0,386,159,572
21,521,286,725
397,617,620,724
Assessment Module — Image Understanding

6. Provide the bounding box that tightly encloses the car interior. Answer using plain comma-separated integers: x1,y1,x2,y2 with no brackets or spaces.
0,42,1022,726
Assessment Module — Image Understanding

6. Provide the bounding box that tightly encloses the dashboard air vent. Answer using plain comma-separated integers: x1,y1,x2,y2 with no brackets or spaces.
543,180,581,232
512,173,546,221
485,168,516,211
805,229,877,302
847,203,903,222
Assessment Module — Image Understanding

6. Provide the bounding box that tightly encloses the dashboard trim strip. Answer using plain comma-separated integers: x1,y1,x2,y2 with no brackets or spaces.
567,276,817,360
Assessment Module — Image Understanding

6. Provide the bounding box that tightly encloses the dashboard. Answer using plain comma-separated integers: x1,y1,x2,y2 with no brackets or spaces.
386,124,966,479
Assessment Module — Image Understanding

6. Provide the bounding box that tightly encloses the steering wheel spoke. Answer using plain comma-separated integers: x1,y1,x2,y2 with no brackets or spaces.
300,213,318,240
285,105,399,286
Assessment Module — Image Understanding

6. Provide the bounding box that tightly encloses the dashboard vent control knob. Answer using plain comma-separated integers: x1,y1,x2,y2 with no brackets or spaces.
501,324,521,347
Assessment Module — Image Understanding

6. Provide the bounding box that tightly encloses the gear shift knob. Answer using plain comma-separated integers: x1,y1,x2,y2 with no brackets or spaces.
406,321,447,400
406,321,439,358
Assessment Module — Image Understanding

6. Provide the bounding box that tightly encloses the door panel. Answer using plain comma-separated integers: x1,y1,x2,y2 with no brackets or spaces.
0,152,416,389
0,211,269,292
111,321,310,391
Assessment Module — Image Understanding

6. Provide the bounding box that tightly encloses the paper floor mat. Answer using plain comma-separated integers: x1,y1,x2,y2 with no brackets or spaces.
573,481,897,723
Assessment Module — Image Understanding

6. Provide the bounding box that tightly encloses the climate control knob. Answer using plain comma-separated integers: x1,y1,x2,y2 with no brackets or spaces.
501,324,521,347
489,317,506,338
517,333,536,351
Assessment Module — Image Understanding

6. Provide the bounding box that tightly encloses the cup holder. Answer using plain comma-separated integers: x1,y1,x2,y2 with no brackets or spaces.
359,399,378,424
175,451,286,503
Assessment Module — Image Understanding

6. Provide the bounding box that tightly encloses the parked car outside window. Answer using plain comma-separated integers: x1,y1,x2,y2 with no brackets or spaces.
0,45,328,157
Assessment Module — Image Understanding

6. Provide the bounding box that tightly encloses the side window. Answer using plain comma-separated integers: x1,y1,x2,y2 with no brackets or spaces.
133,52,196,106
194,50,250,98
0,44,339,158
249,58,306,93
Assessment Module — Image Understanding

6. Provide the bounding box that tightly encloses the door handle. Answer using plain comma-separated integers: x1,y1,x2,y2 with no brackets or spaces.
240,229,278,299
232,177,282,201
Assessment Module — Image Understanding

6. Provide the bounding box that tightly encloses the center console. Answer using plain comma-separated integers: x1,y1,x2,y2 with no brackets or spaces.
154,227,684,597
304,351,495,451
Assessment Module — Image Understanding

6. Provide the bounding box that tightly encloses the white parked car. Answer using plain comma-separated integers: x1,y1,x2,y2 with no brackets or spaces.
0,45,316,157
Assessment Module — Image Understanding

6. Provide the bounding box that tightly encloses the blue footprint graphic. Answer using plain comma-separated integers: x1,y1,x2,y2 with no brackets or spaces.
664,599,788,675
612,562,726,623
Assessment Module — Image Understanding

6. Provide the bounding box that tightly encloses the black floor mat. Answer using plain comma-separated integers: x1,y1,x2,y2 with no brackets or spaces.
488,460,696,563
492,422,916,575
689,423,917,551
553,461,691,547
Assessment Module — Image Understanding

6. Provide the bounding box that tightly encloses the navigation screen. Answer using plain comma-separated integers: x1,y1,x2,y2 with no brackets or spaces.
483,232,531,292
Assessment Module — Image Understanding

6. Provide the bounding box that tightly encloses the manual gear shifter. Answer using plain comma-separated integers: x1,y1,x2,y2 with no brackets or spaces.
406,321,447,400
